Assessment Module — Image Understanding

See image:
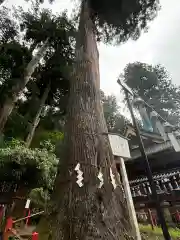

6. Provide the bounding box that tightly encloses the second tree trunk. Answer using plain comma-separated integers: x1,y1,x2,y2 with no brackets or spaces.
25,83,50,148
0,40,49,133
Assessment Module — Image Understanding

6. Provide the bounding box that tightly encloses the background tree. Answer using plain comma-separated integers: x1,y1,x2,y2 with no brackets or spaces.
0,7,18,44
0,2,71,234
0,35,47,133
23,14,75,146
101,91,128,135
50,0,160,240
0,3,75,133
121,62,180,125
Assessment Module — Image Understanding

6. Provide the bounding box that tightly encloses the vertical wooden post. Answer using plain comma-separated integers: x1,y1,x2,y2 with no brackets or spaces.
4,217,13,240
32,232,39,240
148,209,154,230
153,213,157,226
24,199,31,227
118,157,141,240
176,210,180,223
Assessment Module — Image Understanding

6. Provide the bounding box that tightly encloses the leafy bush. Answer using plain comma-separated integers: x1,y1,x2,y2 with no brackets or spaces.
31,130,64,148
29,187,50,208
0,141,58,189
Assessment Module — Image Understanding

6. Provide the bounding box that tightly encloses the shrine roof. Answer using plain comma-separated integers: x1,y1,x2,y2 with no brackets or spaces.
124,123,180,160
131,137,180,160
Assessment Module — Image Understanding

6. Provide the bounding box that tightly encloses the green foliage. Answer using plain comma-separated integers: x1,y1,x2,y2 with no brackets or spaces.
41,131,63,143
2,137,25,148
139,224,180,240
39,108,66,132
40,140,55,153
0,137,59,207
4,110,30,139
122,62,157,92
0,41,32,102
0,140,58,188
88,0,160,43
0,1,75,136
17,2,75,47
46,0,160,43
29,187,50,207
121,62,180,125
14,3,75,131
0,42,31,77
32,130,64,148
0,7,18,43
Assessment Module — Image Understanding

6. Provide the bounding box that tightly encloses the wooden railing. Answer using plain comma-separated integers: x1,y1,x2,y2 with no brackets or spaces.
13,211,44,224
4,210,44,240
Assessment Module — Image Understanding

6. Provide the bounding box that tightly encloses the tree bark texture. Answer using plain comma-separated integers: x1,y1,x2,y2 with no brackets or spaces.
51,1,132,240
0,40,49,133
25,82,50,148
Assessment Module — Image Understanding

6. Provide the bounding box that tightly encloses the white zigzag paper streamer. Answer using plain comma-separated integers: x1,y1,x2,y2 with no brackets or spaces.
110,168,117,189
98,169,104,188
74,163,84,187
25,199,31,209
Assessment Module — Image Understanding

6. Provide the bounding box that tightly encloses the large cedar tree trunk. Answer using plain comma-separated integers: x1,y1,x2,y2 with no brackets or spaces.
0,40,49,133
50,1,131,240
25,83,50,148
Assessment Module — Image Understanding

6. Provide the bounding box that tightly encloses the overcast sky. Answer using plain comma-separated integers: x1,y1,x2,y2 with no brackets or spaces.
4,0,180,98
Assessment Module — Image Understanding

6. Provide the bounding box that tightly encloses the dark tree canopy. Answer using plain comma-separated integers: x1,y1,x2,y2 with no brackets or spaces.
16,4,75,105
43,0,160,43
0,2,75,141
0,41,32,103
121,62,180,125
0,41,31,78
0,7,18,43
88,0,160,43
